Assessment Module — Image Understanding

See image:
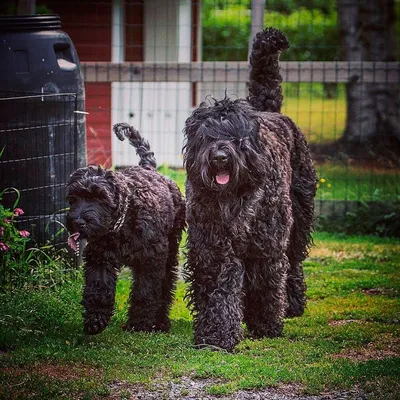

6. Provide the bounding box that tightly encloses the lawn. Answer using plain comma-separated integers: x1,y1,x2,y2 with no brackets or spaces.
315,162,400,202
0,233,399,399
282,83,347,145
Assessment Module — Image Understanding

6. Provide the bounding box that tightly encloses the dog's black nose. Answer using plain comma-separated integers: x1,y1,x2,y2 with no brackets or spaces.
73,219,86,230
212,150,228,165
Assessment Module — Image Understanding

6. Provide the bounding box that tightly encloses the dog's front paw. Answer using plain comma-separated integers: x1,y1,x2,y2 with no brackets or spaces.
247,320,284,339
83,311,111,335
194,333,241,352
285,304,305,318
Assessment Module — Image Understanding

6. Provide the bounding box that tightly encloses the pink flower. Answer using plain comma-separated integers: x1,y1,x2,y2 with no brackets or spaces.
14,208,24,216
3,218,10,224
19,230,30,238
0,242,10,251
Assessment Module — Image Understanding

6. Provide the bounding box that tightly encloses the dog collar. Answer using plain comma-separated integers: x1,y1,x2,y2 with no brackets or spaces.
112,194,131,232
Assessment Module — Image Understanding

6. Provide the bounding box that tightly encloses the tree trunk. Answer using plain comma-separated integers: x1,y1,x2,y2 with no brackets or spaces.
337,0,400,147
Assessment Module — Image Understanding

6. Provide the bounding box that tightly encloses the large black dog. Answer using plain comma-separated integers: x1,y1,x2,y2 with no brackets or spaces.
183,28,317,351
66,123,185,335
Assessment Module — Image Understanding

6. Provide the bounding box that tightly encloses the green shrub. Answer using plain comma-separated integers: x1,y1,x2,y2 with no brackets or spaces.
273,9,338,62
202,5,339,62
203,5,251,61
316,199,400,238
262,0,335,15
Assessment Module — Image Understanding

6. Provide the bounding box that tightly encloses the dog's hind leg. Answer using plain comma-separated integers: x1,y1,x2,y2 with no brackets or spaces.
285,192,314,317
285,231,308,318
153,229,182,332
124,252,171,333
82,247,119,335
285,118,317,318
243,256,289,338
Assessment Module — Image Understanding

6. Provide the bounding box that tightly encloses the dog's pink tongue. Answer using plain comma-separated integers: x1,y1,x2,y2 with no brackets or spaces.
68,232,80,251
216,174,230,185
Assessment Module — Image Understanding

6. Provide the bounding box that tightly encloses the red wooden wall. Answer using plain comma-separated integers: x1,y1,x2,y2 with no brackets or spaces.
46,0,144,168
46,0,198,167
125,0,144,62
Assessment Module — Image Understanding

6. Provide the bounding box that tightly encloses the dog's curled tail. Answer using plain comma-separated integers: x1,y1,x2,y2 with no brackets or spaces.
113,123,157,170
248,27,289,113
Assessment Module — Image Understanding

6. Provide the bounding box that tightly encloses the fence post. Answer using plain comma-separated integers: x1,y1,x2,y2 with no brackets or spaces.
249,0,266,57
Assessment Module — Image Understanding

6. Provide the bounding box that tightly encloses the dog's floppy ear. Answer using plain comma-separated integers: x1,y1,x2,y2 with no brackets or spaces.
183,115,199,140
183,101,212,140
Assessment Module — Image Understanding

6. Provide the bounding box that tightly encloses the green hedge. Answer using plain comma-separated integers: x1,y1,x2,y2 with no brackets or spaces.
203,5,339,62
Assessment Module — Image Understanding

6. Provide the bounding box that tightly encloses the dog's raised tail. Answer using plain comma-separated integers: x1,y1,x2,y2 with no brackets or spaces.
248,27,289,113
113,123,157,170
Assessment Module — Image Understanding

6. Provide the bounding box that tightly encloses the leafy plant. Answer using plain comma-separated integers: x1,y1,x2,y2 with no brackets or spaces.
0,180,78,290
316,198,400,238
0,187,31,273
202,4,339,62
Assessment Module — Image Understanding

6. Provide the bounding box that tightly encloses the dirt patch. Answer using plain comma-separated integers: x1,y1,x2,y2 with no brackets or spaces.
1,362,105,400
361,288,398,297
0,362,373,399
36,363,103,381
309,244,400,262
2,362,103,382
309,248,369,262
333,334,400,362
104,379,366,400
363,288,384,295
328,319,364,327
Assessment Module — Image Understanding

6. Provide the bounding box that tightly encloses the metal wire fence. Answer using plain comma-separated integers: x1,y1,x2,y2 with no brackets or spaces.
0,0,399,289
0,92,79,288
2,0,400,223
0,92,77,247
33,0,398,210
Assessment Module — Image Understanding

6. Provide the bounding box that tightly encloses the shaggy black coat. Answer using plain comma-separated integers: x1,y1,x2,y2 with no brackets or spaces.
183,28,317,351
66,123,185,335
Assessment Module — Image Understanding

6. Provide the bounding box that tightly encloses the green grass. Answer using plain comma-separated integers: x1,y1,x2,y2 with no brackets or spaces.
282,83,347,145
0,233,399,399
315,162,400,202
157,164,186,193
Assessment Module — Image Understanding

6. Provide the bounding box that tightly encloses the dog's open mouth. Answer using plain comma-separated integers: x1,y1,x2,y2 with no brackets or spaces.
68,232,80,253
215,174,230,185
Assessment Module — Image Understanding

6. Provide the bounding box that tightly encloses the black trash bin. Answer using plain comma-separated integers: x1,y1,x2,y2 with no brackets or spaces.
0,14,86,246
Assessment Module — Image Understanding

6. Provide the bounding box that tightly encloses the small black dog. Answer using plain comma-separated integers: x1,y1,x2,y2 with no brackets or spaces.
183,28,317,351
66,123,185,335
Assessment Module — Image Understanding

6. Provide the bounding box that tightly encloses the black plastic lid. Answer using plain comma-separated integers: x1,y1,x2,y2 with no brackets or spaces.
0,15,62,31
